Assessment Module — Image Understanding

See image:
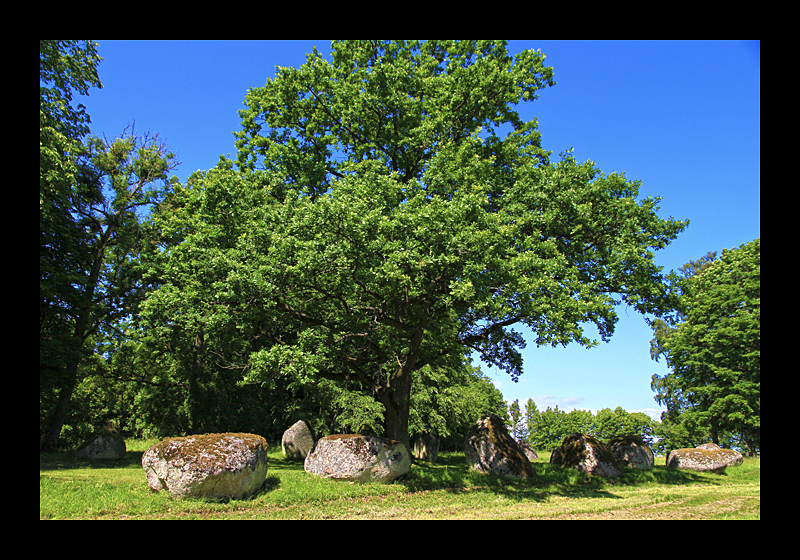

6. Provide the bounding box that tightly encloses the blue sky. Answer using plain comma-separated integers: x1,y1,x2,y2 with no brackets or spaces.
77,40,760,422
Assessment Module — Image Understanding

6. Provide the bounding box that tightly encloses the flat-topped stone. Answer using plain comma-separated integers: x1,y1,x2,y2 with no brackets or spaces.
142,432,268,499
304,434,411,483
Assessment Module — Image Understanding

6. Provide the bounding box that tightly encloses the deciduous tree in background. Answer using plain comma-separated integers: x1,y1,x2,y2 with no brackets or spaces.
521,401,658,453
650,239,760,455
41,41,103,440
40,41,178,451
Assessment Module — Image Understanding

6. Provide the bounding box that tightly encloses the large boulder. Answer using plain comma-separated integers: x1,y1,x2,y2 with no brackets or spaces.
667,443,743,474
142,433,268,499
74,433,126,460
464,415,536,480
412,431,440,462
281,420,315,460
304,434,411,483
551,433,622,477
608,434,654,470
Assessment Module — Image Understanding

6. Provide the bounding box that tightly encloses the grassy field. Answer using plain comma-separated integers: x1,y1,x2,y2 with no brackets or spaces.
40,439,760,520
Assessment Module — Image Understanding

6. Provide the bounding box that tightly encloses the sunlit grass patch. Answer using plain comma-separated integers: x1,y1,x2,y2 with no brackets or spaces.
40,442,759,520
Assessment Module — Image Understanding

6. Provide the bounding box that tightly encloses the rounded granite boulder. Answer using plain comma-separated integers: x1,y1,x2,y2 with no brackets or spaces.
304,434,411,483
667,443,743,474
607,434,654,470
142,433,268,499
281,420,316,460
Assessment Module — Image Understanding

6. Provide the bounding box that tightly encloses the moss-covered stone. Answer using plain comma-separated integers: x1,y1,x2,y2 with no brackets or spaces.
304,434,411,483
464,415,536,480
666,445,743,474
607,434,654,470
551,433,622,477
142,433,269,499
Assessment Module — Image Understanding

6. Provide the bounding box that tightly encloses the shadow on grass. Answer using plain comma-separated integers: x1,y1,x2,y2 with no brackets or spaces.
40,447,718,509
403,454,615,502
39,451,145,471
400,451,716,503
261,450,714,499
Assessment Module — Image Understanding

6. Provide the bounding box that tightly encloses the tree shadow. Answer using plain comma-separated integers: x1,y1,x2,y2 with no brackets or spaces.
40,448,720,508
39,451,145,471
401,453,719,503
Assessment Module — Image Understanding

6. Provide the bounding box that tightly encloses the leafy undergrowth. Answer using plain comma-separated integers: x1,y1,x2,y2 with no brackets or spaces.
40,441,760,520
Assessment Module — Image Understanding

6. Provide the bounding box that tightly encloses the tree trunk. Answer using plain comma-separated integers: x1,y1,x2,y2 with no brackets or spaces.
41,308,92,452
42,365,78,452
378,372,411,450
378,371,413,451
376,323,425,451
710,420,720,446
187,329,205,433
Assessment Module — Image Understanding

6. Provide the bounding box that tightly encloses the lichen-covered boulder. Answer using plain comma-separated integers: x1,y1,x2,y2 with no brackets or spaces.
74,433,126,460
551,433,622,477
282,420,316,460
608,434,654,470
304,434,411,483
412,431,440,462
142,433,268,499
464,415,536,480
667,444,743,474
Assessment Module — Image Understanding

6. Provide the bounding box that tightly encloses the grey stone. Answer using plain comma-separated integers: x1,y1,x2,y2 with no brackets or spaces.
518,440,539,462
142,433,268,499
551,433,622,477
412,431,440,462
304,434,411,483
608,434,654,470
74,433,126,460
667,444,743,474
282,420,315,460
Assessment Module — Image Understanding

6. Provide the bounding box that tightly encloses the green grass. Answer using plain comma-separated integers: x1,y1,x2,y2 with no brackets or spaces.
40,441,760,520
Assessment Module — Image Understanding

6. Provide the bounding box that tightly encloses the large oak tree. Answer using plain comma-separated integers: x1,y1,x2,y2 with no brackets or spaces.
146,40,687,449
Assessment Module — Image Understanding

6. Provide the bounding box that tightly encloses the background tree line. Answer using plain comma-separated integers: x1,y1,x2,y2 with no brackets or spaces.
506,399,659,454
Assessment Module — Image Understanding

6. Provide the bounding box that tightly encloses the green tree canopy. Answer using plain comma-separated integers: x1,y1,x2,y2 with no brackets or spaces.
40,41,178,450
41,40,102,391
143,40,687,449
650,239,760,454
